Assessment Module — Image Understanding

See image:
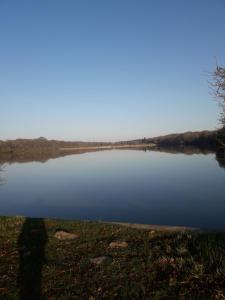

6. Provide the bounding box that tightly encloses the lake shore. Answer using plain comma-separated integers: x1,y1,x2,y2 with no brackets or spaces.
0,129,218,156
1,216,225,299
104,221,198,232
59,143,156,151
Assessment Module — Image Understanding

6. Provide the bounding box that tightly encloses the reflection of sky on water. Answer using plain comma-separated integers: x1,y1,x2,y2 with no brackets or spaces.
0,150,225,229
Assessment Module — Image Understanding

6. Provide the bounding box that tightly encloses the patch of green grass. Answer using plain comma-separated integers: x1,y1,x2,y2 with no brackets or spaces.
0,217,225,299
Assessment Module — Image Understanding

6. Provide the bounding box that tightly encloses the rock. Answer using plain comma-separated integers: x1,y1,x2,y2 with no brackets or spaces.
109,241,128,249
90,256,111,265
149,230,156,238
54,230,79,240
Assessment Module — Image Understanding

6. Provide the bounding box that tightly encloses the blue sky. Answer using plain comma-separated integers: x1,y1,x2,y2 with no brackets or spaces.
1,0,225,141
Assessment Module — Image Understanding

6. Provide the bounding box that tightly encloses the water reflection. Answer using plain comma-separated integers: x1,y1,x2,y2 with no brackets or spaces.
0,163,5,186
216,148,225,170
0,148,106,164
152,145,216,155
0,145,220,167
0,147,225,229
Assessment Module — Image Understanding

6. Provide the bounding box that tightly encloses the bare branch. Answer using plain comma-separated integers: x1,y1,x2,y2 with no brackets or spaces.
210,65,225,128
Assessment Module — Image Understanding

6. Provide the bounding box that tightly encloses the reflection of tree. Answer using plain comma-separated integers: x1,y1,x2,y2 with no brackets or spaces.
0,148,106,164
151,145,215,155
216,148,225,170
0,163,4,186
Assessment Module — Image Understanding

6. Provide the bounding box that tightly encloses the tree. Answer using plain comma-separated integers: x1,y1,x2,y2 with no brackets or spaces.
211,65,225,146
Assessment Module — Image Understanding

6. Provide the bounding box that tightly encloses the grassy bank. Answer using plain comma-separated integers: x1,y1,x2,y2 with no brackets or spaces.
0,217,225,299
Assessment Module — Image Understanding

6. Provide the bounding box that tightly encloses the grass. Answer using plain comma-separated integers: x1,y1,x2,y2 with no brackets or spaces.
0,216,225,299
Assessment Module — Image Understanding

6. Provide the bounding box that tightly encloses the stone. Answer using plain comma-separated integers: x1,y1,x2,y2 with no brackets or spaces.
109,241,128,249
54,230,79,240
149,230,156,238
90,256,110,265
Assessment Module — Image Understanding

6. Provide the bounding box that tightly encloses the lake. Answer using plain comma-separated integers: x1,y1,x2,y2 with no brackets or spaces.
0,149,225,229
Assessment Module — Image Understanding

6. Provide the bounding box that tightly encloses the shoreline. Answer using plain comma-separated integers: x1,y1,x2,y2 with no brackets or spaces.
59,143,156,151
104,221,199,232
0,215,200,232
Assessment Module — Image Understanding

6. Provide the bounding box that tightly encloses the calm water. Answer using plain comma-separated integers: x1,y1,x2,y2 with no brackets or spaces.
0,149,225,229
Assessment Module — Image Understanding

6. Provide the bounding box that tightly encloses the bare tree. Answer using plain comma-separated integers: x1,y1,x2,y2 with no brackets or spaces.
211,65,225,146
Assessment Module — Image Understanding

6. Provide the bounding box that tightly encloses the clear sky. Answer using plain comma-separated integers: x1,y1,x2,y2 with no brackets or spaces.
1,0,225,141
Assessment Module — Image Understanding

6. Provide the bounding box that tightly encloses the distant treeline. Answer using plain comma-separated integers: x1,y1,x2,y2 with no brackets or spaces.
0,130,223,156
116,130,219,147
0,137,111,155
0,132,225,167
148,130,218,147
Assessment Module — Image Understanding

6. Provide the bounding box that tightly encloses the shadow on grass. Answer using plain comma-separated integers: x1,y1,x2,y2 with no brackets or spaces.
17,218,47,300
